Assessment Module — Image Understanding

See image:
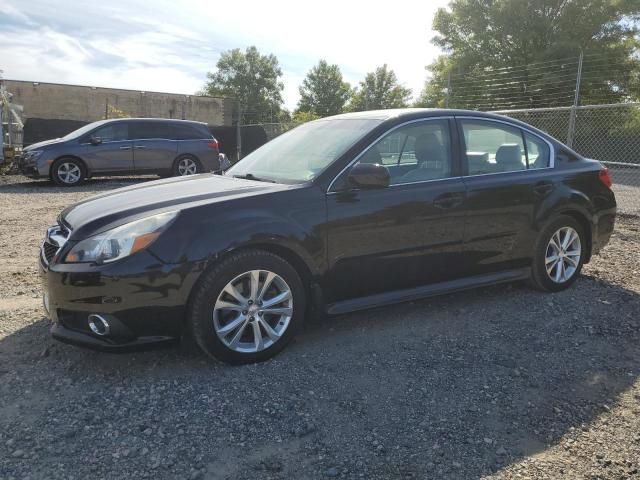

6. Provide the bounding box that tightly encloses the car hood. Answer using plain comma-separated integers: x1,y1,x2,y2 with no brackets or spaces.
24,138,64,151
60,174,290,239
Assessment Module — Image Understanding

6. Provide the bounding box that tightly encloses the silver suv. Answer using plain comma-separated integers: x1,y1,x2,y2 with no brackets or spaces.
19,118,220,186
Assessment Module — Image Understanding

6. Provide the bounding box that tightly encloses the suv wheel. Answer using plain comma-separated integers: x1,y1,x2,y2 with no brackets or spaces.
174,156,201,176
189,250,306,364
51,158,86,186
530,215,586,292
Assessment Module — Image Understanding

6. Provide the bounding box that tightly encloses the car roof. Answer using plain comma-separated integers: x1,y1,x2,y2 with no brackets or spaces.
102,118,207,126
325,108,517,121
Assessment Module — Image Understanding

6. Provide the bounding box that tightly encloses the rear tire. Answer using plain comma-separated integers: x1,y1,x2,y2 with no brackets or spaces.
51,157,86,186
529,215,586,292
188,250,306,365
173,156,201,176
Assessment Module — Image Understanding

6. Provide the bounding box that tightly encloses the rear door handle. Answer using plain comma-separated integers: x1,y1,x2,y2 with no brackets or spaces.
533,181,554,196
135,145,146,150
433,192,465,209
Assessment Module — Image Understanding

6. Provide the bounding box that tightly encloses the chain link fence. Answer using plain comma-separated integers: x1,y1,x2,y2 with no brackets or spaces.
496,103,640,215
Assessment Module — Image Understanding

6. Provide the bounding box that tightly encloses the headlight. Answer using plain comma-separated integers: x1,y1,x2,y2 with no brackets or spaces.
24,150,44,161
64,211,178,264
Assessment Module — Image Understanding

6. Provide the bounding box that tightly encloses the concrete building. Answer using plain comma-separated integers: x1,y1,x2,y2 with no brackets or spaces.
3,80,234,126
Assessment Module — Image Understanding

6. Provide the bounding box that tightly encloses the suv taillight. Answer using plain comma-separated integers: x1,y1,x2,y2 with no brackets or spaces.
599,167,613,188
207,140,219,150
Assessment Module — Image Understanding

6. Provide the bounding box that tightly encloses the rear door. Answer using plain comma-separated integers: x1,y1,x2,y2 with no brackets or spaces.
83,122,133,173
325,117,468,303
456,117,554,274
130,121,178,173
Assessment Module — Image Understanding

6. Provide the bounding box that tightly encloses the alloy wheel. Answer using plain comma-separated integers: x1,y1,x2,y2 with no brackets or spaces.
545,226,581,283
57,162,81,184
213,270,293,353
177,158,198,175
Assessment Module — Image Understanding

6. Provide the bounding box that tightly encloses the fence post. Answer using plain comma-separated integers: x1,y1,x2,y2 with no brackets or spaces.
445,71,451,108
236,100,242,162
566,50,584,147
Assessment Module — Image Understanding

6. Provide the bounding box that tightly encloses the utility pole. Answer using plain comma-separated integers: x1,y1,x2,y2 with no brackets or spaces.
566,50,584,148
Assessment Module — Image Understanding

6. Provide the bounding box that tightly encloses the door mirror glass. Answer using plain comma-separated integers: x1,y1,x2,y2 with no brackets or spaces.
348,163,390,189
89,136,102,146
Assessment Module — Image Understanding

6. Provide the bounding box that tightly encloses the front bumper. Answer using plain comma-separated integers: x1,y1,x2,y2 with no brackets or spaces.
41,249,203,352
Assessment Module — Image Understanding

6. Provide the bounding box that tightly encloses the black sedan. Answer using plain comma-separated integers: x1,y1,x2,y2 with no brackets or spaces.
40,109,616,364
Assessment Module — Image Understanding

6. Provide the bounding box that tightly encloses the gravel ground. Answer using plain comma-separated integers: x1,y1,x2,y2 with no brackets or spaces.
0,174,639,480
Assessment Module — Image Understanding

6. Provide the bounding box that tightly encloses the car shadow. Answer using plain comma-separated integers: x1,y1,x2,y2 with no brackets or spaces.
1,275,638,478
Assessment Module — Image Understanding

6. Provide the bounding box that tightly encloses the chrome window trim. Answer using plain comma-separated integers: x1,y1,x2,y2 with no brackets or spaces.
326,116,454,193
456,116,555,173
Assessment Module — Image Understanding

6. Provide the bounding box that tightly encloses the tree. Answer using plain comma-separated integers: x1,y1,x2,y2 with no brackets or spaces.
203,46,284,123
296,60,352,117
419,0,640,109
349,65,412,111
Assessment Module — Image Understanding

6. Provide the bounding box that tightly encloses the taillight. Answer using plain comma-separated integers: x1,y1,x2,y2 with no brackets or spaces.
598,167,612,188
207,140,219,150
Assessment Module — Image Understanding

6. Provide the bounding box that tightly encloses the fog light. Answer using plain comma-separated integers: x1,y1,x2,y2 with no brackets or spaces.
88,314,110,336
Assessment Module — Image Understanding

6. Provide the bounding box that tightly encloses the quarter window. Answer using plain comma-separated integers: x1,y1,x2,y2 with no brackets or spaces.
92,123,128,142
356,120,453,185
525,132,550,169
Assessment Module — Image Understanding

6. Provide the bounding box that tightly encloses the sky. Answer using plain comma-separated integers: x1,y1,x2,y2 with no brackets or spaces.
0,0,449,110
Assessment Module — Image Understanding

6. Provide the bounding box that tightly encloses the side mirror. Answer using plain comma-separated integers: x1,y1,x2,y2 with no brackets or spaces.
89,136,102,146
348,163,390,189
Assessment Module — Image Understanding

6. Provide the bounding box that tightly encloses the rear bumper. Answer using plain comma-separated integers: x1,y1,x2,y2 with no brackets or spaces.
591,206,616,256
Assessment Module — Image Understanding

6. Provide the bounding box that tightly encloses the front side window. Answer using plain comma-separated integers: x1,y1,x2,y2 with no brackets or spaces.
355,119,452,185
93,123,128,142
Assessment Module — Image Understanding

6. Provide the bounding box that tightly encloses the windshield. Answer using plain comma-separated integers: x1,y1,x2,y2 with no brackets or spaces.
63,120,109,140
226,118,382,183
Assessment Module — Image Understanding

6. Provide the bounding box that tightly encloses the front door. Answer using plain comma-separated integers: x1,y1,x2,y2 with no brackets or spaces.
456,117,555,275
325,118,467,303
84,122,133,174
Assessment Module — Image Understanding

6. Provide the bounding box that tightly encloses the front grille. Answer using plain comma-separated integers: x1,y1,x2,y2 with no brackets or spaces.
42,242,59,263
41,223,71,265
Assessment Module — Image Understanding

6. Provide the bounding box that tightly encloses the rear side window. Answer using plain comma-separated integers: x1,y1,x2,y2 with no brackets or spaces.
461,120,526,175
130,122,171,140
92,123,128,142
174,124,210,140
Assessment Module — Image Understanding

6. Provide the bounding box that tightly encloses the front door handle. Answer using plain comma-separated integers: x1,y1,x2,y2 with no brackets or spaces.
433,192,465,209
119,146,131,150
533,181,554,196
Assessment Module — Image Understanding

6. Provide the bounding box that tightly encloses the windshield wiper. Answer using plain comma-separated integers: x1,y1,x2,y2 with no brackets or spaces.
232,173,276,183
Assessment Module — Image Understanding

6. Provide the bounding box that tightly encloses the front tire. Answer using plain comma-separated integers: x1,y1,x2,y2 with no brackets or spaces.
51,158,86,186
529,215,586,292
189,250,306,364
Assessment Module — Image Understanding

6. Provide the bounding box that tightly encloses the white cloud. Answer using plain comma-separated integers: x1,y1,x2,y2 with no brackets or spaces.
1,0,448,110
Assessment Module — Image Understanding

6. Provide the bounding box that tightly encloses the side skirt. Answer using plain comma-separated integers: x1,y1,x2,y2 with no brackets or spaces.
325,268,531,315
